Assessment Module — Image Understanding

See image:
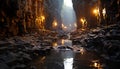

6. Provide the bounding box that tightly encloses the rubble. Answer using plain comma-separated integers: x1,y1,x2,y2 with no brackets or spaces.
0,34,53,69
71,24,120,62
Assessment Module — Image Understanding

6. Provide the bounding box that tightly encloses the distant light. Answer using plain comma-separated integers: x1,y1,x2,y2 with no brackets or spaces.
94,62,98,67
93,8,99,16
61,39,65,45
91,60,101,68
53,20,58,27
54,22,57,26
53,42,58,47
41,15,45,22
64,0,73,7
74,23,77,27
102,8,106,14
64,26,67,29
80,17,87,30
93,9,98,15
80,47,85,54
93,9,97,13
80,18,85,23
62,0,76,32
102,8,106,19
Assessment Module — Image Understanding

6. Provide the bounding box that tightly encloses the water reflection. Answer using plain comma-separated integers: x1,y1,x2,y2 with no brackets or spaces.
62,39,65,45
52,39,103,69
61,51,74,69
64,58,73,69
52,39,72,47
80,47,84,55
53,42,58,47
53,39,74,69
73,45,85,55
32,38,116,69
90,60,103,69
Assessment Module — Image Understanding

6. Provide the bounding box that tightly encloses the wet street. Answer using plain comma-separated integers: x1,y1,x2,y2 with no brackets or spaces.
30,39,119,69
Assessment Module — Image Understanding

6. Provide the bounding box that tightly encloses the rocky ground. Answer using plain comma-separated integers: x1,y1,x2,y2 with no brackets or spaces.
0,33,55,69
0,24,120,69
72,24,120,62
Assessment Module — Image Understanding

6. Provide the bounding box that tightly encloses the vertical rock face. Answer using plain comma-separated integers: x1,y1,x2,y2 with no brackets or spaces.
0,0,34,37
72,0,98,29
0,0,63,37
0,0,119,37
44,0,63,30
72,0,120,29
0,0,19,36
100,0,120,25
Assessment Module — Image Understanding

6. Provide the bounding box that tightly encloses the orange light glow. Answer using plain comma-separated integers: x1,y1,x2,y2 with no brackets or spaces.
94,62,98,67
54,22,57,26
53,42,58,47
93,8,99,16
80,18,85,23
53,20,58,27
41,15,45,22
80,17,87,29
81,28,85,31
35,15,45,29
61,39,64,45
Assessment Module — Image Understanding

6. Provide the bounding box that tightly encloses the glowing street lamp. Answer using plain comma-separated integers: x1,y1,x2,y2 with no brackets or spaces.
93,8,99,16
80,17,87,30
54,22,57,27
41,15,45,22
52,20,58,31
35,15,45,29
53,20,57,27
